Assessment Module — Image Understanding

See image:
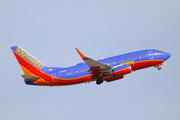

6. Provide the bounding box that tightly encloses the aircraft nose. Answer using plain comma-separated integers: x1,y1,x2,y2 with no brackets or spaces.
163,52,171,60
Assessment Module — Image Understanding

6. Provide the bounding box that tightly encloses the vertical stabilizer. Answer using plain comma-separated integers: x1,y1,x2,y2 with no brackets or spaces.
11,46,48,76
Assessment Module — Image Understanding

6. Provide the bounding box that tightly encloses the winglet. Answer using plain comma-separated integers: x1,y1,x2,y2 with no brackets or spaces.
76,48,89,60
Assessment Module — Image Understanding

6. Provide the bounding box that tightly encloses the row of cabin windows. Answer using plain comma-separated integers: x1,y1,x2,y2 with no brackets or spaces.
60,68,90,77
106,61,118,65
106,54,148,65
121,54,148,62
60,54,148,77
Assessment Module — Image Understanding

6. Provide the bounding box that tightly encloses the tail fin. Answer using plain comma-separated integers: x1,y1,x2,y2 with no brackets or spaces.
11,46,48,76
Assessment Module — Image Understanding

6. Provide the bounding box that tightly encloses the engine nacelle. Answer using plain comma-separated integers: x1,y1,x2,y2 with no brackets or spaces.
103,65,132,82
113,65,132,76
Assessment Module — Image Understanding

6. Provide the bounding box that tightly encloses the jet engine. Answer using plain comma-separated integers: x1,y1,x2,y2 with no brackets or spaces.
113,65,132,76
105,65,132,82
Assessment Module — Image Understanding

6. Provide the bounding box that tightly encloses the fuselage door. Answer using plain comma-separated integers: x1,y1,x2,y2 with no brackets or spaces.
51,74,57,83
148,51,154,59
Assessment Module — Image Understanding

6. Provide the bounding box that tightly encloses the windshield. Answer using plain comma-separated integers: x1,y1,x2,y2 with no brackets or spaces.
157,51,162,53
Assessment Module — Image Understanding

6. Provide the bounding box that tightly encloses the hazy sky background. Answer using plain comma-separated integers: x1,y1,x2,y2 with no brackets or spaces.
1,0,180,120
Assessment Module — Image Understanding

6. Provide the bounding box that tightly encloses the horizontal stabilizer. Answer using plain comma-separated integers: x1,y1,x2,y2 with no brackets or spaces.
21,74,40,81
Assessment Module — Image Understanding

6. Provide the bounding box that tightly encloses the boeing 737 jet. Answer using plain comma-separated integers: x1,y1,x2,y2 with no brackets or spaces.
11,46,171,86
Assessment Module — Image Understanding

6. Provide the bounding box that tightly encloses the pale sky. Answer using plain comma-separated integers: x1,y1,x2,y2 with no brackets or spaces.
1,0,180,120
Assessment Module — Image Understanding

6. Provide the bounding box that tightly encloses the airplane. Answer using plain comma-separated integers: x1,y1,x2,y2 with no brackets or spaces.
11,46,171,86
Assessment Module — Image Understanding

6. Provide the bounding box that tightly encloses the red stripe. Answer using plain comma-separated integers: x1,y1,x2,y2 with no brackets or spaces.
13,51,43,76
131,60,164,71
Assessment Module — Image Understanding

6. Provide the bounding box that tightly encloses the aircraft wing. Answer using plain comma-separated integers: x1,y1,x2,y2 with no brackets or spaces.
76,48,112,76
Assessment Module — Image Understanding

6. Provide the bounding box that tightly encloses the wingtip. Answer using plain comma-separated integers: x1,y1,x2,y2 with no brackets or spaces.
75,48,89,60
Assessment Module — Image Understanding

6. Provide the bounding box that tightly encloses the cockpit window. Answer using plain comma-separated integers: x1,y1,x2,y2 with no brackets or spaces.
157,51,162,53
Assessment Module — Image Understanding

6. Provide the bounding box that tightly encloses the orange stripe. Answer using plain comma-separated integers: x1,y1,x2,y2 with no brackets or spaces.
20,65,55,86
20,65,34,75
34,78,55,86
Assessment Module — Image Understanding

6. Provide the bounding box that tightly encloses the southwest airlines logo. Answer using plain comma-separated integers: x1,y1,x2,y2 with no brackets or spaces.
15,48,44,69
